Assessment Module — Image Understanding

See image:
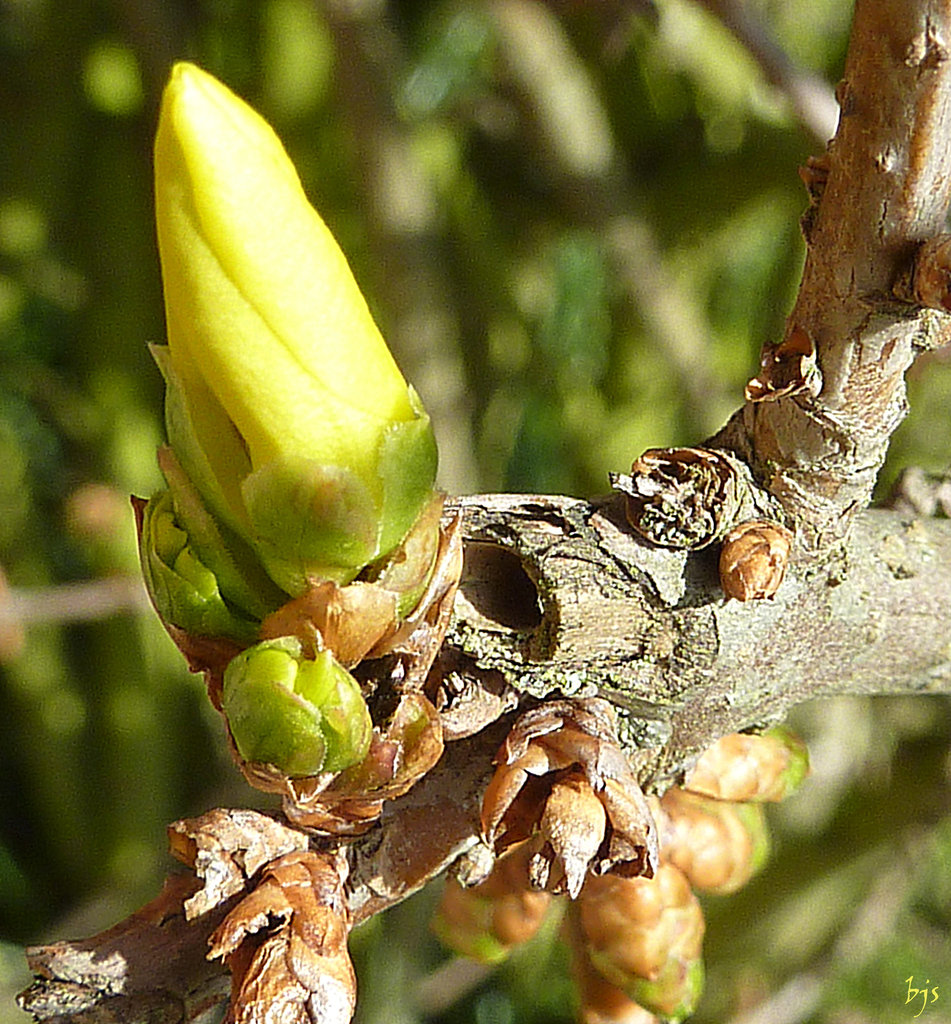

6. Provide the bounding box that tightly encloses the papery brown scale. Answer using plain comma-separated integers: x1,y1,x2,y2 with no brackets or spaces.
481,764,529,850
363,505,463,692
481,699,657,895
259,580,398,668
492,777,574,860
208,851,356,1024
609,447,744,550
595,778,657,880
257,497,461,674
168,808,310,919
745,326,819,403
533,769,607,897
533,725,606,781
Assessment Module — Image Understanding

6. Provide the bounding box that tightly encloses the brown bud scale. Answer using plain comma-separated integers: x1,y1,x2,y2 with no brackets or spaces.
745,326,820,403
481,699,658,896
610,447,745,550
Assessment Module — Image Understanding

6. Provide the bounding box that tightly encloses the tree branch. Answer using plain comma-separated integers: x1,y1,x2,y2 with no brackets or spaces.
715,0,951,554
19,497,951,1021
18,1,951,1022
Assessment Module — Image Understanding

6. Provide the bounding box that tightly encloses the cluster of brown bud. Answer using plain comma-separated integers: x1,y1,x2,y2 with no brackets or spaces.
651,789,768,896
432,841,553,964
434,711,810,1023
480,699,658,898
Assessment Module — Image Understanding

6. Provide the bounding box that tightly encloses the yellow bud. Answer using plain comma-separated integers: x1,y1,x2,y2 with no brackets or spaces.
153,62,437,592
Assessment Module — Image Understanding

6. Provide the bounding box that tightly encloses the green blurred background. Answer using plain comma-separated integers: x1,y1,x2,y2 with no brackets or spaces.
1,1,950,1021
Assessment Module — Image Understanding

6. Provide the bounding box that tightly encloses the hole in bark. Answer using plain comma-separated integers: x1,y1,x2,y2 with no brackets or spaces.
458,542,543,631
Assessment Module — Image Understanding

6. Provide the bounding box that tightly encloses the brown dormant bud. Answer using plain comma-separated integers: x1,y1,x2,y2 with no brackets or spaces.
682,727,810,803
432,842,553,964
718,520,792,601
564,907,659,1024
655,788,769,895
579,864,705,1021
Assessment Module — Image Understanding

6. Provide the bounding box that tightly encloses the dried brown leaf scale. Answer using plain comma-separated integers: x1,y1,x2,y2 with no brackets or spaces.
481,699,658,895
208,851,356,1024
610,448,744,549
744,326,820,403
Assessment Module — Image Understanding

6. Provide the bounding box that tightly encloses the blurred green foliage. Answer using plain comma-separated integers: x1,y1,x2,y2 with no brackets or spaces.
1,1,950,1022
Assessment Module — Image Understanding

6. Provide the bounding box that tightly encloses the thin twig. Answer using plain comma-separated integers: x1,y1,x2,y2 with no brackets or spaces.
696,0,840,145
0,576,151,628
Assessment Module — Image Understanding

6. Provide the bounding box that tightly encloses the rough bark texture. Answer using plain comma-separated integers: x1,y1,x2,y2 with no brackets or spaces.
18,0,951,1021
20,500,951,1022
714,0,951,554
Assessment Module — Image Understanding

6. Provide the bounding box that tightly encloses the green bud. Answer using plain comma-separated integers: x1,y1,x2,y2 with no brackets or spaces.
222,637,373,776
138,489,260,644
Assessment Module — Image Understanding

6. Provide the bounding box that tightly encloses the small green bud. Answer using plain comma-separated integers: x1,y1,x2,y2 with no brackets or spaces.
222,637,372,776
764,725,810,799
138,489,260,644
629,956,704,1023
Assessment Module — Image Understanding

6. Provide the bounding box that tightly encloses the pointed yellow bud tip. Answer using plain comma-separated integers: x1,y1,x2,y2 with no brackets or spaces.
152,62,437,594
